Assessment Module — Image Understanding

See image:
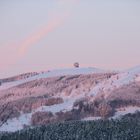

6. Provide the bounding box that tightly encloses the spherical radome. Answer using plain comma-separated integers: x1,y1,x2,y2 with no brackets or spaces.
74,62,79,68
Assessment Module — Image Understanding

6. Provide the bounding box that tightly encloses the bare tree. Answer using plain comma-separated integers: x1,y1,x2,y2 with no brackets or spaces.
98,102,113,119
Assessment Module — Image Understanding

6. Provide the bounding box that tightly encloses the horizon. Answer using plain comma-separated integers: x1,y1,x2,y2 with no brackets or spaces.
0,0,140,78
0,64,139,79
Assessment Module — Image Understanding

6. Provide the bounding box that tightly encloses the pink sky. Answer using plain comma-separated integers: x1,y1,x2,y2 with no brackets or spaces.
0,0,140,78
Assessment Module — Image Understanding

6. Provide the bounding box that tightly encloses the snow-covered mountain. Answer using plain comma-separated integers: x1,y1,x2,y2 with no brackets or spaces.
0,66,140,132
0,67,104,91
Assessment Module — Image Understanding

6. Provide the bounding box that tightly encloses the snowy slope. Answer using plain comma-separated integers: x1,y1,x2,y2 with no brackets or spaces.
90,65,140,97
0,66,140,132
112,106,140,119
0,67,104,91
0,93,87,132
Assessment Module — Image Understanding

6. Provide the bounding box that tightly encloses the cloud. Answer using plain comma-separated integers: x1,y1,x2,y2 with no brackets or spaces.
18,16,66,57
0,0,80,73
18,0,79,57
0,16,66,72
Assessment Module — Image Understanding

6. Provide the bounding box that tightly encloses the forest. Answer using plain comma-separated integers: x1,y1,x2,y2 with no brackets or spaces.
0,112,140,140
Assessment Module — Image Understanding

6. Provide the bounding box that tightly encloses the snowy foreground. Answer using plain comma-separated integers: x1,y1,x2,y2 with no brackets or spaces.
0,66,140,132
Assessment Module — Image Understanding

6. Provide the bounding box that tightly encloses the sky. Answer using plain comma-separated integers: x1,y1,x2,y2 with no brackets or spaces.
0,0,140,78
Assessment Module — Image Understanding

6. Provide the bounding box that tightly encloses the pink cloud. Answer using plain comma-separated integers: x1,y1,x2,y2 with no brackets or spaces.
0,17,65,72
18,17,66,57
0,0,79,72
18,0,79,57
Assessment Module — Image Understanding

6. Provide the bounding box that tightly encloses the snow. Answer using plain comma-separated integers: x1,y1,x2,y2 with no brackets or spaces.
0,80,28,91
36,99,75,113
1,65,140,92
89,65,140,98
112,106,140,119
37,67,104,78
0,100,74,132
0,67,104,91
111,66,140,86
0,68,97,132
0,92,86,132
121,65,140,84
0,113,32,132
82,117,101,121
89,84,103,96
0,66,140,132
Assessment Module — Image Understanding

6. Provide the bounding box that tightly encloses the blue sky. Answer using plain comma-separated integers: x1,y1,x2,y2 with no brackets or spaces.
0,0,140,77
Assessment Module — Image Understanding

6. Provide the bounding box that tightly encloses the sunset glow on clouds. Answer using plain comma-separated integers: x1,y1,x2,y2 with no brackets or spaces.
0,0,76,76
0,0,140,77
18,17,65,57
18,0,78,57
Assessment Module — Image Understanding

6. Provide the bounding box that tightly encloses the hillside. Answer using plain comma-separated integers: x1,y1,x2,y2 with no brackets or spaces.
0,66,140,132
